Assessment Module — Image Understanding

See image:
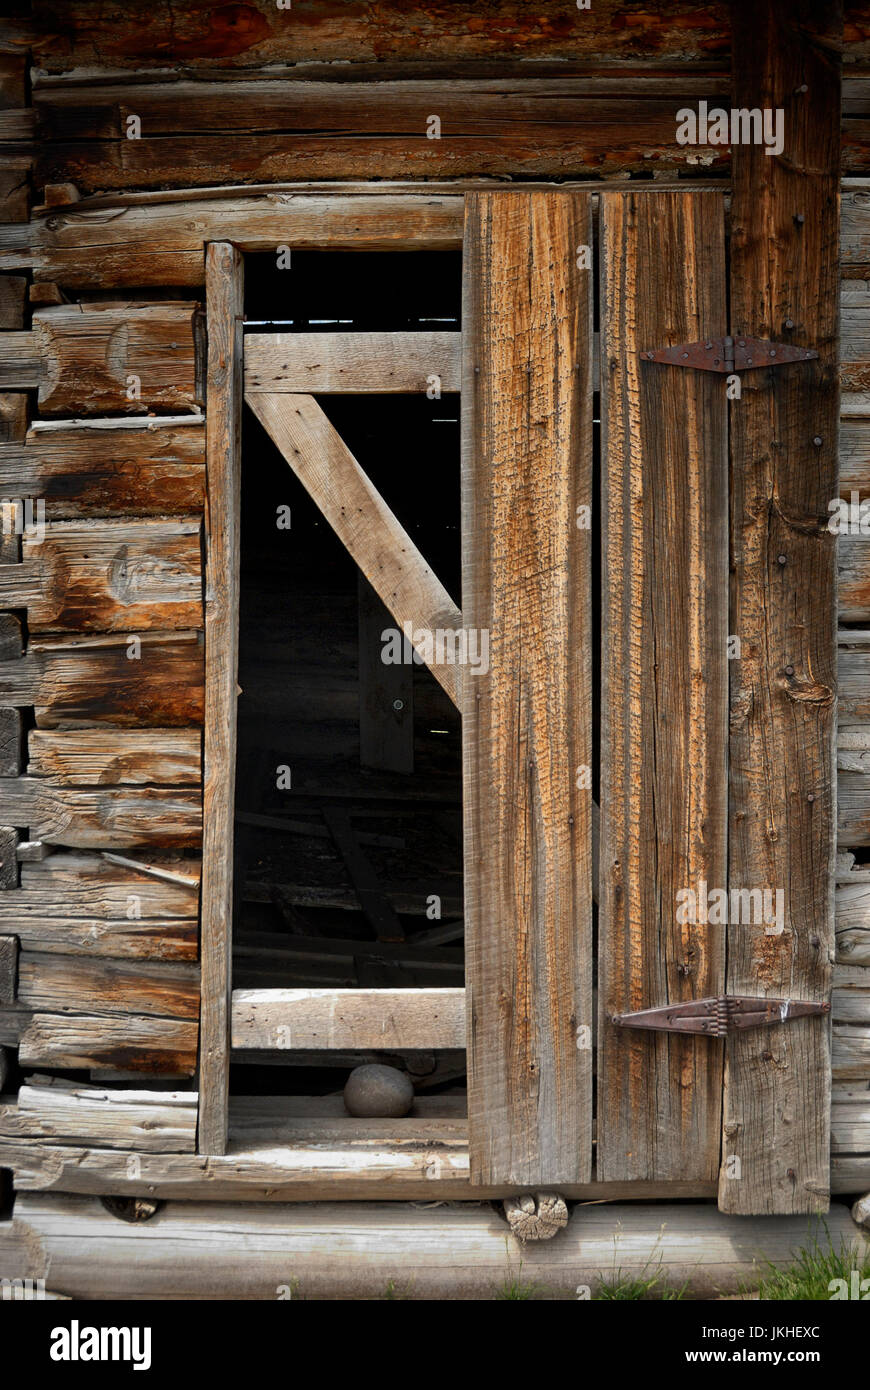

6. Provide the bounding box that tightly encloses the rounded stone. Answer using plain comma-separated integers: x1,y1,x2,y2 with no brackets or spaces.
343,1064,414,1118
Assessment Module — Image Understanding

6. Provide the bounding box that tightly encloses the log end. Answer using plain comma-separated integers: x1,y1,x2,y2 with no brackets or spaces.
504,1192,569,1242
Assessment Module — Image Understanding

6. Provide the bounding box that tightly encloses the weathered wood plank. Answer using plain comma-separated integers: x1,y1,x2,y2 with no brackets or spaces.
0,519,202,633
231,987,466,1051
838,772,870,845
598,190,728,1184
0,706,22,775
722,0,840,1216
840,418,870,496
246,392,463,708
199,242,243,1158
0,777,201,848
838,535,870,621
0,419,205,518
839,649,870,725
0,914,197,962
0,1080,197,1153
0,329,42,387
0,194,466,288
462,191,593,1186
27,5,732,71
245,332,460,395
31,78,733,191
832,962,870,1022
833,1023,870,1081
837,879,870,963
27,729,201,785
18,1012,198,1074
0,851,199,920
32,303,201,416
17,953,199,1020
0,933,17,1004
3,1195,867,1303
0,631,204,728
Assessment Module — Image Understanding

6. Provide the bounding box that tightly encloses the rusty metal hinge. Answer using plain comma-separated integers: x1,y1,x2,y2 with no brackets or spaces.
640,335,818,373
610,995,829,1037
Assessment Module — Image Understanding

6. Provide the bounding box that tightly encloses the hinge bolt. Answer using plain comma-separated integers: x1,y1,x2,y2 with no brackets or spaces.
813,436,823,446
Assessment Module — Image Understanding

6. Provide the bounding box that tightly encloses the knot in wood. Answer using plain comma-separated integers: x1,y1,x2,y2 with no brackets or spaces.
504,1192,568,1242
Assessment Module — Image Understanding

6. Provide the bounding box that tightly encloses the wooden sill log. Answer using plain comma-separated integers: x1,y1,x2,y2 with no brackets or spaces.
1,1196,867,1300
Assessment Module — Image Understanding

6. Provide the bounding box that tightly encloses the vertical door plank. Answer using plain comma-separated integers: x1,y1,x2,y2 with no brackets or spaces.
462,191,594,1186
598,191,729,1183
199,242,243,1156
722,0,840,1215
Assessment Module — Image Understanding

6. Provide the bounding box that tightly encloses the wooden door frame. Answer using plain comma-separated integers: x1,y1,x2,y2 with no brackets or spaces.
198,203,468,1156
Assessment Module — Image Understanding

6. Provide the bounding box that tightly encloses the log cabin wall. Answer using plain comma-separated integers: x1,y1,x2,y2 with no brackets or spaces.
0,0,869,1201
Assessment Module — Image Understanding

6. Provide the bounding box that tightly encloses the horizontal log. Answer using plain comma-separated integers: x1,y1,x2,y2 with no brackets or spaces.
0,1079,197,1152
0,850,199,920
1,1195,866,1301
231,987,466,1050
0,777,201,848
0,631,204,728
840,280,870,395
244,333,461,394
32,78,731,191
28,4,733,70
0,419,205,518
838,725,870,773
18,1012,198,1074
0,329,42,387
27,729,201,785
0,519,202,633
0,193,466,287
0,914,197,962
833,963,870,1023
17,953,200,1020
836,879,870,964
833,1022,870,1081
837,650,870,724
838,535,870,622
838,773,870,846
841,419,870,496
31,303,201,416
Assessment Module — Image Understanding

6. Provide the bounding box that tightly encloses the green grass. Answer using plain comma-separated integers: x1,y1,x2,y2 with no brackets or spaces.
596,1270,687,1300
752,1233,870,1301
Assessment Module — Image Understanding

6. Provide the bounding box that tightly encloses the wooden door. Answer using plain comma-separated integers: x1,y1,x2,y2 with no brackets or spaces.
595,184,837,1214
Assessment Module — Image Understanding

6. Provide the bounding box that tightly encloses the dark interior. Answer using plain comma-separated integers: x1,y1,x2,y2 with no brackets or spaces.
231,251,466,1096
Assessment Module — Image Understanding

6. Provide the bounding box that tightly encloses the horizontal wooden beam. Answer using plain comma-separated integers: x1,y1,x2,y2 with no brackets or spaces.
231,987,466,1050
0,419,205,519
31,77,733,192
0,1079,197,1153
244,332,460,394
17,1012,198,1074
17,952,200,1020
0,631,204,727
0,194,466,287
0,777,201,848
27,729,201,785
